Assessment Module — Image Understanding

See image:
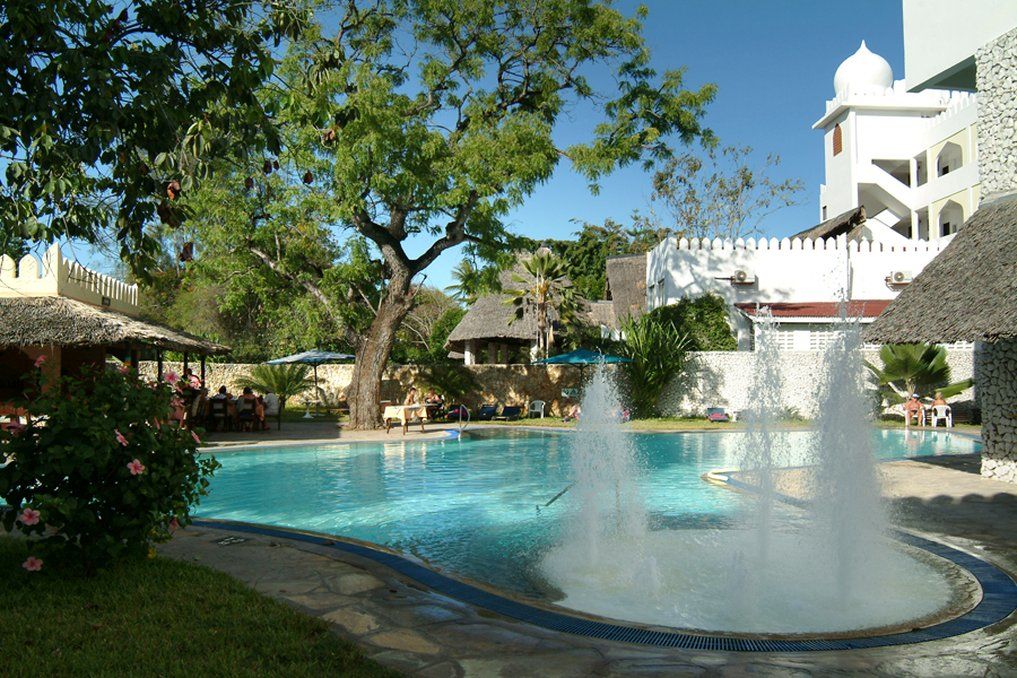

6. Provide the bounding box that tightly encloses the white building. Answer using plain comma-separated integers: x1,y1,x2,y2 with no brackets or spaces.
814,42,979,243
645,235,950,351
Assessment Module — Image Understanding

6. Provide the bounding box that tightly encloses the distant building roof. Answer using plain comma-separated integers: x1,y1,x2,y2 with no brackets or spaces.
605,254,646,324
864,195,1017,343
790,206,867,241
588,300,616,328
736,300,891,320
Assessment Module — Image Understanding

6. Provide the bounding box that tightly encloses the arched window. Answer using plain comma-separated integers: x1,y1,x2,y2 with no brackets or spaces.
938,200,964,237
936,142,963,176
833,124,843,156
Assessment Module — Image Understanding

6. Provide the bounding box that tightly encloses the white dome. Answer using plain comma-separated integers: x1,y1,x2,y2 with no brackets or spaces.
833,41,893,95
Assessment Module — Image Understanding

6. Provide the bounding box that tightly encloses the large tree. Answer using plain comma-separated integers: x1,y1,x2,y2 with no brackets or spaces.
0,0,308,266
285,0,716,428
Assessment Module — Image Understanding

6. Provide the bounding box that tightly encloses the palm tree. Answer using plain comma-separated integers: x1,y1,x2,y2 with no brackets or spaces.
235,364,314,430
505,249,584,359
445,259,500,304
865,343,972,405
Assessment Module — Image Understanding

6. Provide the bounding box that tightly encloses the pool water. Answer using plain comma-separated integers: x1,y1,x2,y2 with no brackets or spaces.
196,428,978,602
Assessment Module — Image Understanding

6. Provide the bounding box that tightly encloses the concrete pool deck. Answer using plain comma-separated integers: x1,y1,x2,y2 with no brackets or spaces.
161,453,1017,676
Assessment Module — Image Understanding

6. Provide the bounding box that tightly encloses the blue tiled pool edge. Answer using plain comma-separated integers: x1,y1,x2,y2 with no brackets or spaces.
191,518,1017,652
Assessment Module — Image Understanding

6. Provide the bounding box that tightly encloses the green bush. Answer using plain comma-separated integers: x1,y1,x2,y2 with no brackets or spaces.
646,295,737,351
621,314,693,417
0,367,219,572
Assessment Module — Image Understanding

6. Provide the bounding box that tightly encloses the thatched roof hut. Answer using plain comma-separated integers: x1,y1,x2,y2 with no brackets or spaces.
863,196,1017,344
0,297,229,355
445,293,543,353
605,254,647,324
790,206,867,241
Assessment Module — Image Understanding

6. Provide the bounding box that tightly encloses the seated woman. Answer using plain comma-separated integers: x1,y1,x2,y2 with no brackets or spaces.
932,392,948,408
237,387,265,431
562,403,581,423
404,387,419,406
423,387,444,418
903,393,924,427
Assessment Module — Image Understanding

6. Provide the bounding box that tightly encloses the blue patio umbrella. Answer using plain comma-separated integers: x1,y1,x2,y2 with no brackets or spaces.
533,348,631,366
266,349,355,392
534,348,631,397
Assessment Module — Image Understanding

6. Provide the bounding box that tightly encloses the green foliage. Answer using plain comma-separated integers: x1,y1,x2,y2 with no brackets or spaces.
235,364,314,416
645,295,736,351
865,343,973,405
0,0,310,269
621,314,693,417
0,368,219,571
446,259,502,304
505,250,587,358
415,365,479,403
532,220,671,300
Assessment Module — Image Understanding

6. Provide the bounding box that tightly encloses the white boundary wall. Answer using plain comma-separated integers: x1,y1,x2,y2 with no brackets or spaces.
660,348,975,419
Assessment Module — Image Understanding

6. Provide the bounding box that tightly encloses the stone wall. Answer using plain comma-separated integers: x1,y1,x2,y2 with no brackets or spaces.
975,26,1017,197
659,348,976,419
975,339,1017,482
142,347,974,420
139,361,586,416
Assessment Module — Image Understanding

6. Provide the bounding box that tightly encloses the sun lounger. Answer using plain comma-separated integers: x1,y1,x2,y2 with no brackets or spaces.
494,405,522,421
475,404,498,421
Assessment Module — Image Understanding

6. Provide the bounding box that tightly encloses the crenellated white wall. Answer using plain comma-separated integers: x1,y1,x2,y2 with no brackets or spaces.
647,236,948,307
0,244,140,316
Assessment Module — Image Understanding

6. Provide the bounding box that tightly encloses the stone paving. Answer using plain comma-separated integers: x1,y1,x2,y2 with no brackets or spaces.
161,455,1017,677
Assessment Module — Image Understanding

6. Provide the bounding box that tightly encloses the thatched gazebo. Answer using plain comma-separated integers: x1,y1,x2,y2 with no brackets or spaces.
0,246,227,404
863,195,1017,483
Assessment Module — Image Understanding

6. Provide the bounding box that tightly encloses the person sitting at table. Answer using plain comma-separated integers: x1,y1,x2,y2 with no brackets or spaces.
932,392,947,408
424,388,443,405
182,367,202,390
211,385,230,400
236,387,265,430
404,387,419,406
904,393,924,427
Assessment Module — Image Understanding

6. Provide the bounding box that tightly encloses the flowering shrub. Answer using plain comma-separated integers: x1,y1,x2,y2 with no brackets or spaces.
0,366,219,571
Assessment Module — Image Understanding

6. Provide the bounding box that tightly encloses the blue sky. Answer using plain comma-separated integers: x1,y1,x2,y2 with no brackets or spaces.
76,1,905,293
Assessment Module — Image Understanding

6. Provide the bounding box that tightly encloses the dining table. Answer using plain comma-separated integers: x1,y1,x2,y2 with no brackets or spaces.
383,404,429,435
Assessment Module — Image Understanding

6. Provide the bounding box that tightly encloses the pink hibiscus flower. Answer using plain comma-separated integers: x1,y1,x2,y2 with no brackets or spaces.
34,354,47,368
115,429,129,447
190,430,201,445
127,459,146,476
22,556,43,572
164,370,179,385
18,507,41,526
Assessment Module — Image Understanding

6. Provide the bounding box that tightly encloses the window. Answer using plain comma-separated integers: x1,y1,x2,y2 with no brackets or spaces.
833,124,843,156
936,142,962,177
822,205,828,220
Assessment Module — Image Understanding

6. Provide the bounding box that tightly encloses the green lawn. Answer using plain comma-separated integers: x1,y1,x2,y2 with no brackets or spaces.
0,537,394,677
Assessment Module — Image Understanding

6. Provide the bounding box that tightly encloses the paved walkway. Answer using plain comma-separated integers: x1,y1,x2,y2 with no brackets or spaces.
202,421,459,448
161,453,1017,677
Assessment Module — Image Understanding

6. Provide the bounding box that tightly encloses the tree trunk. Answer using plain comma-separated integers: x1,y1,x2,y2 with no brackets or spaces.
347,272,415,429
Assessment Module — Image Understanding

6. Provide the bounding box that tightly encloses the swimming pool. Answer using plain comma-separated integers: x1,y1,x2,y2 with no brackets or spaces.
195,428,979,600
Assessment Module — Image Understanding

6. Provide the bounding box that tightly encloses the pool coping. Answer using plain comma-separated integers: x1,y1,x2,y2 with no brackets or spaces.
191,516,1017,652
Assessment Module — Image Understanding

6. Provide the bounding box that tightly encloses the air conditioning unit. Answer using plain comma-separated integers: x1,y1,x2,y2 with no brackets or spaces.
731,269,756,285
888,270,913,285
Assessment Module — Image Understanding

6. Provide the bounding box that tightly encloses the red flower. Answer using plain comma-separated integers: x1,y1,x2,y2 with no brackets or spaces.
164,370,179,385
127,459,146,476
18,507,41,526
34,355,47,368
115,429,129,447
22,556,43,572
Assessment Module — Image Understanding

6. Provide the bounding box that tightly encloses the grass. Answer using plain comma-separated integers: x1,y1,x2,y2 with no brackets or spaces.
0,537,394,677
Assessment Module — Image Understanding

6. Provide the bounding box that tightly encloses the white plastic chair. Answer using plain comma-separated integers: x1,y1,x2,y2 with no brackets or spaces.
528,399,546,419
930,405,952,428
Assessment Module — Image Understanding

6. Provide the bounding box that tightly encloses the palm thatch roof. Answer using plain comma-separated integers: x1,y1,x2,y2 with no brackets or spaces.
0,296,230,355
445,293,544,350
863,195,1017,344
606,254,646,324
790,206,866,241
588,300,616,327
